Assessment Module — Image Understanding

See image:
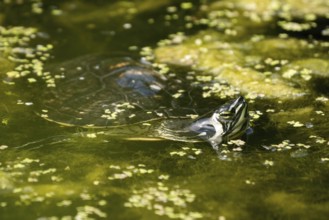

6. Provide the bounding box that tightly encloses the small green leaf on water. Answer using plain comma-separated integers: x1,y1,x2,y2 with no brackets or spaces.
98,200,107,206
57,200,72,207
228,139,245,146
287,120,304,127
315,96,328,103
6,71,20,78
158,174,170,180
263,160,274,166
180,2,193,10
245,180,255,185
1,118,9,125
0,145,8,150
321,158,329,162
27,78,37,83
86,133,97,138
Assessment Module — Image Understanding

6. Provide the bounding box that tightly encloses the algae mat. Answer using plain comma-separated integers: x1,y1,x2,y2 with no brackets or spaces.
1,1,329,219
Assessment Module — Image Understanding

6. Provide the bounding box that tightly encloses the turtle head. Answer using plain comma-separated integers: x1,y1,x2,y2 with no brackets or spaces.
212,96,249,140
189,96,250,149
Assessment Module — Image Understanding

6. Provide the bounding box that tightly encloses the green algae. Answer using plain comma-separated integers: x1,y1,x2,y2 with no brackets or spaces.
217,66,303,99
125,182,203,220
0,170,13,191
251,37,311,59
152,0,329,101
199,0,328,41
281,0,329,18
0,26,53,87
208,0,329,25
0,0,329,220
283,58,329,78
265,191,329,219
0,56,14,74
154,31,305,99
58,0,172,25
0,144,205,219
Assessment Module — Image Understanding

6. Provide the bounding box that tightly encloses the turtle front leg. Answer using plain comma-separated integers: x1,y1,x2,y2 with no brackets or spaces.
211,142,232,161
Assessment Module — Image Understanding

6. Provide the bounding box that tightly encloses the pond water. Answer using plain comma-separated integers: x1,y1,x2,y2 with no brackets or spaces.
1,0,329,219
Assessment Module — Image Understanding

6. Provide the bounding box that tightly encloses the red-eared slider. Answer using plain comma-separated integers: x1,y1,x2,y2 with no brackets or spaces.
38,55,250,150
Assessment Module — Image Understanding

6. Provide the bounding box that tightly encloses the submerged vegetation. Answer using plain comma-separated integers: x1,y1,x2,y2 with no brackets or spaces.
1,0,329,219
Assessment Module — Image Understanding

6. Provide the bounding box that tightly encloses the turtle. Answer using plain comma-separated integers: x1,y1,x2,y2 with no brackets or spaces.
36,54,250,151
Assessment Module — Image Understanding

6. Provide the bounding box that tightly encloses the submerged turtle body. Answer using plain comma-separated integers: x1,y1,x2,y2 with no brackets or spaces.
40,55,250,148
41,55,168,127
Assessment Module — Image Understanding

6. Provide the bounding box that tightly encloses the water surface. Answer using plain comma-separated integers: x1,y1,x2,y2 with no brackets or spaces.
1,0,329,219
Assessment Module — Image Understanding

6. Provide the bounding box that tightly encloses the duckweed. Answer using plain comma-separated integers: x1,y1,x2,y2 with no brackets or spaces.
108,164,154,180
263,140,312,152
169,146,202,158
154,31,305,99
0,26,54,86
125,182,203,219
1,0,329,219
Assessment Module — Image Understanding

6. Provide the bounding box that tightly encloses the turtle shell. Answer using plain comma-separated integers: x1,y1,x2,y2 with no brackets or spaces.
39,55,206,128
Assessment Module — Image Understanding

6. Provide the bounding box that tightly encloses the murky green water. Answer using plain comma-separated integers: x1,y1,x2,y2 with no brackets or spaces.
1,0,329,219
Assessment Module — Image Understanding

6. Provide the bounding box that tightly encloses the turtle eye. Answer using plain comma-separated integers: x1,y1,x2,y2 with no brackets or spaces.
218,110,235,119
